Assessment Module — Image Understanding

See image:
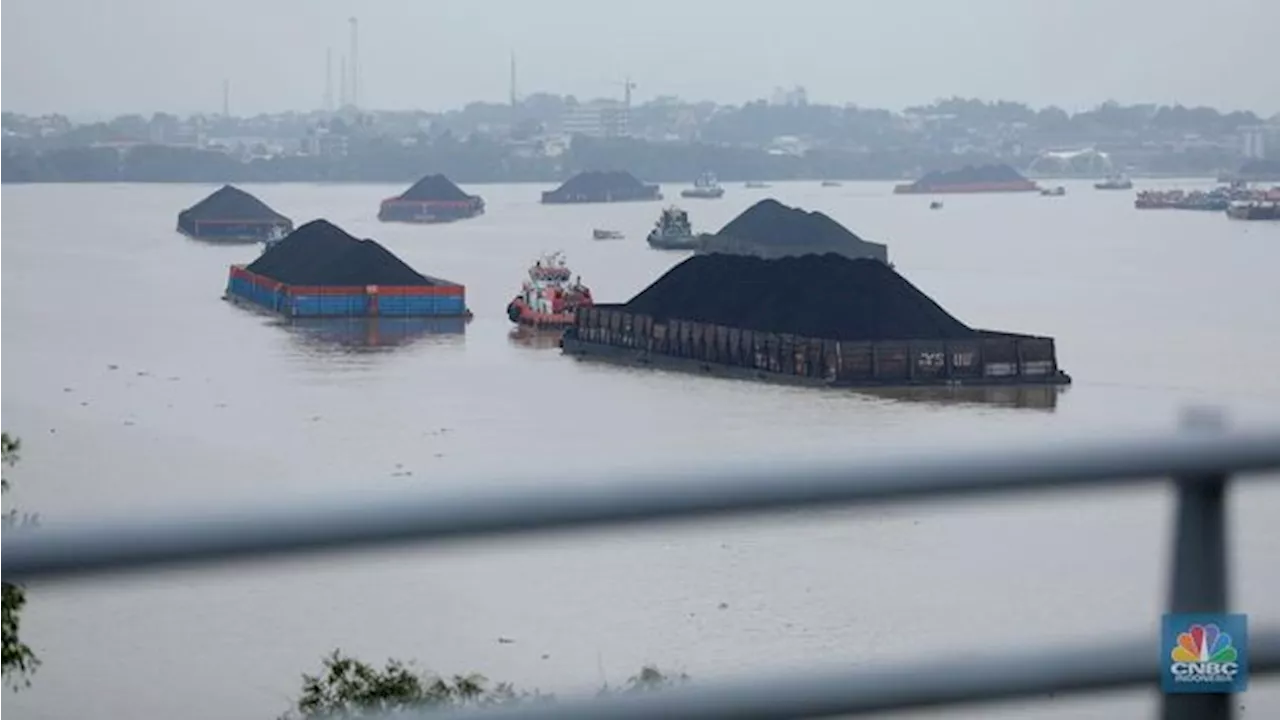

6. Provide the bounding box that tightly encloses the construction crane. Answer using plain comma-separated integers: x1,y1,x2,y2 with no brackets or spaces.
614,76,636,110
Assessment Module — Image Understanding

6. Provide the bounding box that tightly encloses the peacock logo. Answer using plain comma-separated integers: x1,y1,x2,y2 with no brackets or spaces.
1171,623,1237,664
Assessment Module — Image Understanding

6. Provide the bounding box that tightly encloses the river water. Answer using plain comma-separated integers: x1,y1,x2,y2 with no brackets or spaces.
4,180,1280,718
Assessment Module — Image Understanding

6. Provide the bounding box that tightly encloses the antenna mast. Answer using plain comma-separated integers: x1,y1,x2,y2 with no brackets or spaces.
348,17,360,109
339,56,348,108
324,48,334,112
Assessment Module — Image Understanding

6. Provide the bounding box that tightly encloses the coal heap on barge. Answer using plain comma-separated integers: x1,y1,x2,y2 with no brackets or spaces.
225,219,468,319
541,171,662,204
893,164,1039,194
625,254,968,341
177,185,293,242
698,199,889,264
563,253,1069,388
379,174,485,223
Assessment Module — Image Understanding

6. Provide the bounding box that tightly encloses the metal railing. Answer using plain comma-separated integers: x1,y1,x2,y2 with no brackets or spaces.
5,410,1280,719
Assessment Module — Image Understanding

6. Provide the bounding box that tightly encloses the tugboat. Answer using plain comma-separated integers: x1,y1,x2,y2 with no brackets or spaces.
929,201,944,210
1041,186,1066,197
592,228,625,240
646,206,701,250
1095,174,1134,190
506,252,593,328
681,172,725,199
1226,199,1280,221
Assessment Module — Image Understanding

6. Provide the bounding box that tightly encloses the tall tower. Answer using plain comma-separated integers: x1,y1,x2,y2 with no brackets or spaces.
509,51,518,109
348,17,360,109
222,79,230,117
324,48,334,112
339,56,348,108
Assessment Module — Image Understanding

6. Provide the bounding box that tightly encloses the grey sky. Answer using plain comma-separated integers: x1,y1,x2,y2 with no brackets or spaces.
4,0,1278,118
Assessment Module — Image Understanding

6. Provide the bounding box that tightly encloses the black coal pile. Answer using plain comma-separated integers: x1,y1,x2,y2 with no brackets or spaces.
396,174,473,202
623,253,974,341
542,171,661,202
914,164,1028,186
711,197,880,251
560,171,647,193
245,219,436,286
178,184,291,226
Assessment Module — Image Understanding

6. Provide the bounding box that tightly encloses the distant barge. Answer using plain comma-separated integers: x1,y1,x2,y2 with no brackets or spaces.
894,164,1039,195
561,305,1071,389
378,174,484,224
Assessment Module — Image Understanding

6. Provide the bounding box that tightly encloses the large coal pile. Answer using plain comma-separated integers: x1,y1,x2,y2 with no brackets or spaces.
623,253,974,341
914,164,1028,186
178,185,291,225
702,199,888,263
396,174,473,202
245,219,436,286
542,171,661,202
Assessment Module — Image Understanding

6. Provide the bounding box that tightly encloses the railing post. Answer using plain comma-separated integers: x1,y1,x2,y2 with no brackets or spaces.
1163,408,1232,720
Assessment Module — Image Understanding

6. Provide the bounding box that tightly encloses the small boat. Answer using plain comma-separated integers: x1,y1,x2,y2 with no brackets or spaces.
929,201,944,210
1095,174,1134,190
1225,200,1280,221
1041,186,1066,197
646,206,701,250
681,172,725,199
744,181,770,189
821,180,843,187
593,229,624,240
506,252,593,328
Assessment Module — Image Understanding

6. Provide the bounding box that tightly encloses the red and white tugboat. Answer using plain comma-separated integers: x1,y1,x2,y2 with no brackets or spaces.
506,252,593,327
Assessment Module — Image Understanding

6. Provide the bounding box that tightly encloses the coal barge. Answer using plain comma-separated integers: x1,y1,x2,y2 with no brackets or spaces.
225,219,470,319
894,164,1039,195
177,185,293,242
378,174,484,223
560,253,1070,390
541,171,662,204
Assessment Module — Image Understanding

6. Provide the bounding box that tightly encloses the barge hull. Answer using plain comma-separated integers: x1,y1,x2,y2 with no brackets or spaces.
225,266,469,318
378,199,484,223
893,181,1040,195
562,305,1071,389
178,218,293,242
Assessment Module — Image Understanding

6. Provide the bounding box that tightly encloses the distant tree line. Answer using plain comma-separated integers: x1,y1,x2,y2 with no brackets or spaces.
1,139,1247,184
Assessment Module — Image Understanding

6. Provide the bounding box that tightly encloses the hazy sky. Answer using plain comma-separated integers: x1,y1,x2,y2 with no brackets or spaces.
5,0,1278,118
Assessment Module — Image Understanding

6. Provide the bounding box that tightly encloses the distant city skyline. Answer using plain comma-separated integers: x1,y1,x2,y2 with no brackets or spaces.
5,0,1279,119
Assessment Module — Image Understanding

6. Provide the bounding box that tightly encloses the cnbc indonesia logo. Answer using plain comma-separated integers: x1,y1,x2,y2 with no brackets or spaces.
1169,623,1241,686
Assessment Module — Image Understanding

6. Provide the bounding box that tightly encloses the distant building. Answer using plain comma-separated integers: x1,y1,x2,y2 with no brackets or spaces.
561,101,629,138
770,85,808,107
1240,125,1272,159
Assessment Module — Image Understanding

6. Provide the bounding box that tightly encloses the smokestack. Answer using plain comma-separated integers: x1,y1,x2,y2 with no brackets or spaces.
509,51,518,109
348,17,360,109
339,56,348,108
324,49,333,112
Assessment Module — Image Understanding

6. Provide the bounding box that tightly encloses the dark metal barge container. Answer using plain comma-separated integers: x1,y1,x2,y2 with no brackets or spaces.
378,174,485,224
378,197,485,223
541,171,662,204
560,304,1070,389
225,266,468,319
176,185,293,242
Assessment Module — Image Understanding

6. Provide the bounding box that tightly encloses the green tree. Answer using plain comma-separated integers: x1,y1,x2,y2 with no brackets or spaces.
2,432,39,687
282,650,532,719
284,650,688,718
